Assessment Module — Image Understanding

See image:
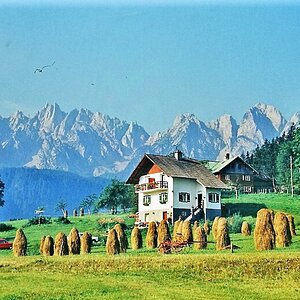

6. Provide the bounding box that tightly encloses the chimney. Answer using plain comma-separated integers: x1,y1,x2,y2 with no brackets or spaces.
174,150,183,160
225,153,230,160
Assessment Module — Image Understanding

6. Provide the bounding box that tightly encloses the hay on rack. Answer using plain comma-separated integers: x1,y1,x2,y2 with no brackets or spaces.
13,229,27,257
146,221,157,249
216,217,230,251
54,232,69,256
274,212,292,247
81,232,92,254
241,221,251,236
114,224,128,253
106,228,120,255
194,227,207,250
131,226,143,250
68,227,81,255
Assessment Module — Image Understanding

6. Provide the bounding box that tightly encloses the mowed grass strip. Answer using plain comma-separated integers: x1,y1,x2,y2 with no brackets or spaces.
0,252,300,299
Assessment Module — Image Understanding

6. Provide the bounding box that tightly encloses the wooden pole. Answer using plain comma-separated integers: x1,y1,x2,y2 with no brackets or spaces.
290,155,294,197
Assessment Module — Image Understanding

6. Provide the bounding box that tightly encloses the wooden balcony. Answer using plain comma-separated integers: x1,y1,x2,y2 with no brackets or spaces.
135,181,168,192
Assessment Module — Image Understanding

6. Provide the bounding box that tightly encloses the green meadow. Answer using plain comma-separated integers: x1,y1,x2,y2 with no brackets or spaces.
0,193,299,299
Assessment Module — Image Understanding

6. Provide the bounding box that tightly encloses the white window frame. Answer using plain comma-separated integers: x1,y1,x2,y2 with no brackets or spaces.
244,186,252,193
225,174,231,180
143,195,151,206
208,193,220,203
159,193,168,204
179,192,190,203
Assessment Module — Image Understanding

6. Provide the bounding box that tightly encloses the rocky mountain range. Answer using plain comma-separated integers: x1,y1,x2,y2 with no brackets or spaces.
0,102,299,180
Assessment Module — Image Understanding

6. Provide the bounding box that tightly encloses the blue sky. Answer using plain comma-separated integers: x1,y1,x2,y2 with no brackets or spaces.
1,1,300,133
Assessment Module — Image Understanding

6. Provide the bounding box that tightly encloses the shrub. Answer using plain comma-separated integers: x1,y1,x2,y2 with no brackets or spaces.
131,226,142,250
254,208,275,251
97,218,126,232
106,228,120,255
23,216,51,227
227,213,243,233
68,228,81,255
114,223,128,253
13,229,27,257
81,232,92,254
55,217,71,224
216,217,230,251
54,232,69,256
43,235,54,256
157,220,171,245
274,212,292,247
146,221,157,249
194,227,207,250
0,223,14,232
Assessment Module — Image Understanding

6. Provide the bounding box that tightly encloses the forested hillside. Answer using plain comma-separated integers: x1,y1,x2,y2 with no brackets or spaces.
244,124,300,193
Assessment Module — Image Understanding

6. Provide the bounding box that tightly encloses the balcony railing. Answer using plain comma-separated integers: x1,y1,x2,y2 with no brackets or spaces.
135,181,168,192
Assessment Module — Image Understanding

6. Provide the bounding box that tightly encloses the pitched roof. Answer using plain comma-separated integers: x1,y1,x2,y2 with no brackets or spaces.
127,154,228,189
204,156,258,174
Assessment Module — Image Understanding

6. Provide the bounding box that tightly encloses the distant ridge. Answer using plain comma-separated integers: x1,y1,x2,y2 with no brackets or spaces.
0,102,299,179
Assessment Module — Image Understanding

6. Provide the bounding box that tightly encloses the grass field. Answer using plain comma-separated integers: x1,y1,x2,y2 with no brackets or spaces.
0,193,299,299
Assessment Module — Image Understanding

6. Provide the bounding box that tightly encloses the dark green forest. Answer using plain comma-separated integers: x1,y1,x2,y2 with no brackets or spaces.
243,124,300,193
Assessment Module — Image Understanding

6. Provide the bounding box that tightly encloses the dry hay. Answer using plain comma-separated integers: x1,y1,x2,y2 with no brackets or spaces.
173,220,184,242
216,217,231,251
106,228,120,255
182,220,193,243
287,214,296,236
193,221,199,231
13,229,27,257
203,221,211,236
241,221,251,236
157,220,171,245
114,223,128,252
43,235,54,256
39,235,46,255
68,227,81,255
146,221,158,249
80,208,84,217
131,226,143,250
194,227,207,250
254,208,275,251
212,216,220,240
73,209,78,217
274,212,292,248
81,232,92,254
54,232,69,256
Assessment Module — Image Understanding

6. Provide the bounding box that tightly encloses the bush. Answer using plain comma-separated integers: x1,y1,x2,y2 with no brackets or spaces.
23,216,52,227
56,217,71,224
97,218,127,232
0,223,14,232
227,213,243,233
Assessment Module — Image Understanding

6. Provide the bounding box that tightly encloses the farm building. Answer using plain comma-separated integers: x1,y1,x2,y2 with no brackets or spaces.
203,154,274,194
126,150,228,224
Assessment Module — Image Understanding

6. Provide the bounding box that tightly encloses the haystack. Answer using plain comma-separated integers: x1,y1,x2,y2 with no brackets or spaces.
73,209,78,217
254,208,275,250
203,221,211,236
54,232,69,256
81,232,92,254
182,220,193,243
212,216,220,240
274,212,292,247
157,220,171,245
194,227,207,250
13,229,27,257
172,219,181,241
193,221,199,231
68,227,81,255
241,221,251,236
131,226,143,250
146,221,157,249
114,224,128,252
216,217,230,251
287,214,296,236
43,235,54,256
80,208,84,217
106,228,120,255
40,235,46,255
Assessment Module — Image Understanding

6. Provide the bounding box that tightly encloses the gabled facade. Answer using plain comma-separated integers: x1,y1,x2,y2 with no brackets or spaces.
126,151,228,223
204,154,273,193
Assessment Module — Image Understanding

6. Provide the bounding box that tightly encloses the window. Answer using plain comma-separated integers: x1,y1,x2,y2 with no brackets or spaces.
208,193,220,203
179,192,190,202
159,193,168,204
244,186,252,193
225,174,231,180
143,195,151,206
242,175,251,181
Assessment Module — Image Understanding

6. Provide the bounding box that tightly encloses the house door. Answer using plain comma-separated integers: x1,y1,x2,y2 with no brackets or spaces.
197,193,204,209
163,211,168,220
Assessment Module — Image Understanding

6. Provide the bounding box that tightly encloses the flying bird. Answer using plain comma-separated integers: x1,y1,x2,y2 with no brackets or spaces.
34,61,55,73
